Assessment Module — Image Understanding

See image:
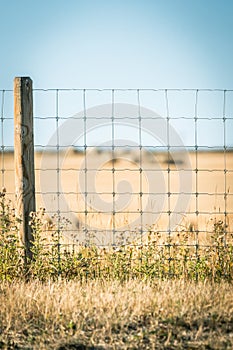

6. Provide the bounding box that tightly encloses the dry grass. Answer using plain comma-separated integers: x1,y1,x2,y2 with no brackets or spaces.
0,182,233,349
0,279,233,349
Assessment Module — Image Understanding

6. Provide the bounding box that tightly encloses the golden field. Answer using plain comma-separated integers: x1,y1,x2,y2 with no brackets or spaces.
1,150,232,244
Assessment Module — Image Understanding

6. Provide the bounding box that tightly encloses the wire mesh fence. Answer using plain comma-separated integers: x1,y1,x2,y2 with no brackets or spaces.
0,86,233,279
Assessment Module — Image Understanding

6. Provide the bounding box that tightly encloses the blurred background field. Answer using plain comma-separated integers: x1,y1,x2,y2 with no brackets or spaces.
1,149,232,245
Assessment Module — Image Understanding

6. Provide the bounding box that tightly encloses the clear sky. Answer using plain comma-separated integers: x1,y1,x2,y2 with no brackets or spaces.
1,0,233,90
0,0,233,148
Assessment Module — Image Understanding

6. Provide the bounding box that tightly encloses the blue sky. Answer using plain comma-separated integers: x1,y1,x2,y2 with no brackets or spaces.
1,0,233,89
0,0,233,148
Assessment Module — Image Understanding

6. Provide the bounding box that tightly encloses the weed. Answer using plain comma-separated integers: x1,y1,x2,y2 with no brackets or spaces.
0,190,232,282
0,189,23,280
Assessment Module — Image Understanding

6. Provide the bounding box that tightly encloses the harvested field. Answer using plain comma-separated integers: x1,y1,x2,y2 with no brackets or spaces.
2,150,232,244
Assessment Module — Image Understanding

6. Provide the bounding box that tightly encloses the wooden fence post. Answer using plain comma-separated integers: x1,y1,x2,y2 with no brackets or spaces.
14,77,35,260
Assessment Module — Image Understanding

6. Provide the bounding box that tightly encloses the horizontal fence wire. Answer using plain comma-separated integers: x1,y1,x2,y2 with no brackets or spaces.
0,88,233,278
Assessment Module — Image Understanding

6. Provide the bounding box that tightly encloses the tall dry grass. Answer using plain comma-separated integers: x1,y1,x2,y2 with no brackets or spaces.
0,279,233,349
0,190,233,349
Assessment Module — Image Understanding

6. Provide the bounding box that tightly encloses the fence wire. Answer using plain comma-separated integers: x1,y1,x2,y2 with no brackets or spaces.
0,88,233,278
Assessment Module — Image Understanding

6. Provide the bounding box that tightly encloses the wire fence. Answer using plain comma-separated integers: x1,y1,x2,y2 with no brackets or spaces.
1,86,233,278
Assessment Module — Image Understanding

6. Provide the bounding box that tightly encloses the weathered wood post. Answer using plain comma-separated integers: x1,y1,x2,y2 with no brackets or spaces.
14,77,35,261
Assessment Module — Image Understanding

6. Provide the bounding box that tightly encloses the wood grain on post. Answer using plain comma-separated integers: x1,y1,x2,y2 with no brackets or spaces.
14,77,36,260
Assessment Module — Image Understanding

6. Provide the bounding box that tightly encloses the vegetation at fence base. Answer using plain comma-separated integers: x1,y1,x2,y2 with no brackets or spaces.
0,279,233,349
0,191,233,349
0,190,233,282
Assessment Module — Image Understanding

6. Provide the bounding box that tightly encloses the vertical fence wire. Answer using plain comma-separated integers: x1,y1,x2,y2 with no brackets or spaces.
111,89,116,246
137,90,143,272
194,90,199,279
137,89,143,246
0,90,5,189
83,89,88,245
223,90,227,248
165,90,172,275
55,89,61,273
